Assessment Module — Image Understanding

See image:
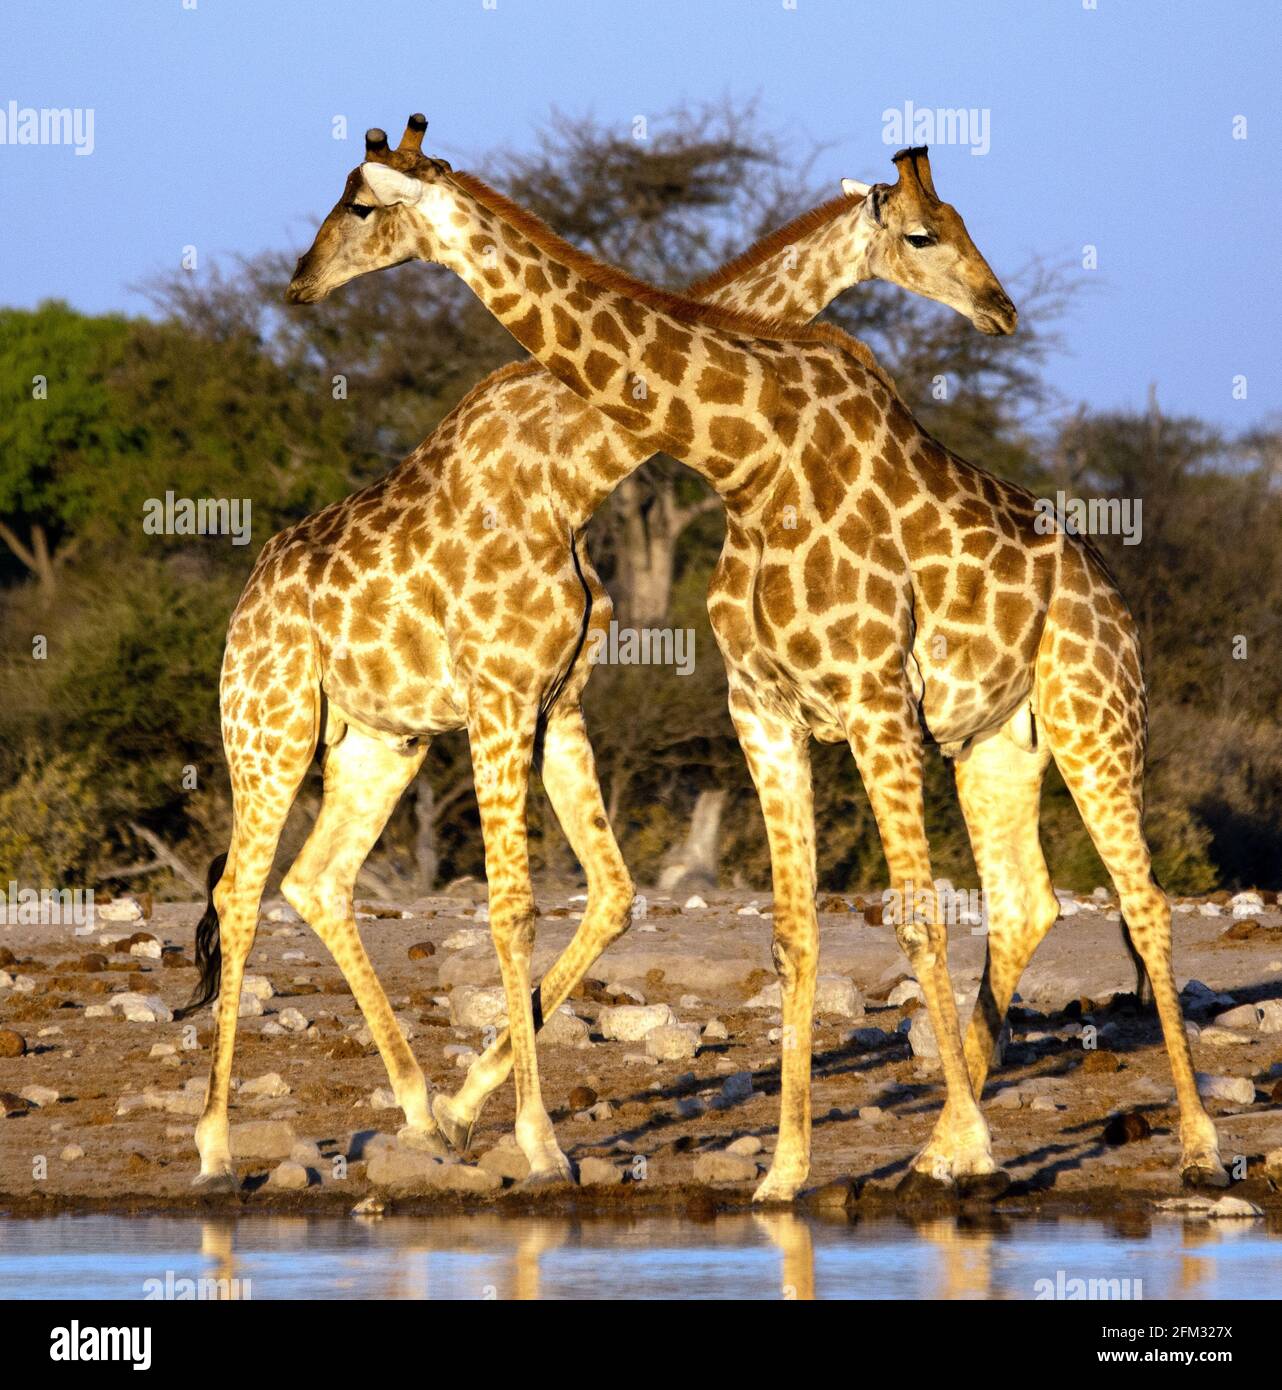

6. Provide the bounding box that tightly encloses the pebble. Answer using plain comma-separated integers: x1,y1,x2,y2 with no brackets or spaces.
407,940,438,960
568,1084,597,1110
277,1008,309,1033
0,1029,27,1058
242,974,275,1001
20,1085,59,1107
60,1144,85,1162
599,1003,675,1042
368,1087,398,1110
905,1011,939,1061
702,1019,728,1041
815,975,864,1019
858,1106,884,1123
683,895,707,911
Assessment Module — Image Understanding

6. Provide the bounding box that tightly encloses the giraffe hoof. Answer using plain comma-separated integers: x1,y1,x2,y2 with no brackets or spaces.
397,1123,450,1157
191,1169,239,1195
956,1168,1011,1202
431,1094,475,1154
1182,1161,1230,1191
516,1165,576,1193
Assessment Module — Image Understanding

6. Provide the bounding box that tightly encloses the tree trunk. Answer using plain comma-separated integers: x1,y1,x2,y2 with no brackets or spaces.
610,470,719,628
413,774,439,893
658,788,726,893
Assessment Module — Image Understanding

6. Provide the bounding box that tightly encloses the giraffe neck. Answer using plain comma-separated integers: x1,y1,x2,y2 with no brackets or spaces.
414,170,828,506
690,195,875,322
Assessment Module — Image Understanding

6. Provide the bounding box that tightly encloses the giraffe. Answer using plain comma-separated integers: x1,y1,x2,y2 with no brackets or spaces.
281,120,1026,1201
182,114,1013,1193
215,115,1223,1200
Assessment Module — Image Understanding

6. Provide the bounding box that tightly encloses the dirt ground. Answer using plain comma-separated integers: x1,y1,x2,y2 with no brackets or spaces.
2,882,1282,1221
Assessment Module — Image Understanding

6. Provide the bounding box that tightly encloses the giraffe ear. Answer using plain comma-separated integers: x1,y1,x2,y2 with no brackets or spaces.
841,178,871,198
360,162,422,207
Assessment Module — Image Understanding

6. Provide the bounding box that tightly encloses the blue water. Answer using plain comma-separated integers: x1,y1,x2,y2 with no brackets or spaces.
1,1212,1279,1299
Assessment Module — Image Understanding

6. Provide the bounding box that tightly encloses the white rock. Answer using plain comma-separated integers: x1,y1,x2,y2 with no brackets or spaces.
267,1160,310,1190
20,1085,59,1107
266,904,302,923
99,897,143,923
111,992,173,1024
1210,1195,1264,1219
237,993,264,1019
84,1004,114,1019
744,981,782,1010
683,895,707,911
598,1003,675,1042
242,975,275,1001
1258,1000,1282,1034
726,1135,762,1156
905,1011,939,1061
129,938,162,960
702,1019,728,1041
815,975,864,1019
1198,1026,1254,1047
1230,892,1266,918
277,1007,309,1033
888,979,924,1007
1195,1073,1255,1105
442,928,488,951
644,1023,700,1061
736,902,762,917
241,1072,291,1100
605,982,645,1004
449,985,508,1030
149,1043,176,1058
1198,903,1223,917
1214,1003,1262,1030
368,1087,398,1110
541,1005,590,1048
60,1144,85,1162
678,994,702,1008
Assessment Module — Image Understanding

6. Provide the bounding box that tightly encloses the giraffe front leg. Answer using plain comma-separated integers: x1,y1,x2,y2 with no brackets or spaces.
728,683,817,1203
469,697,573,1185
847,698,1001,1195
436,704,634,1150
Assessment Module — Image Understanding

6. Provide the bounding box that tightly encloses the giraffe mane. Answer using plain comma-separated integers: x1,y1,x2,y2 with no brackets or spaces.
683,193,860,300
448,169,901,401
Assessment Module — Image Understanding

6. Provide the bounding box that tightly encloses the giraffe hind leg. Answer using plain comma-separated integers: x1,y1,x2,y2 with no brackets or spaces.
279,722,440,1144
955,726,1059,1100
1040,708,1226,1187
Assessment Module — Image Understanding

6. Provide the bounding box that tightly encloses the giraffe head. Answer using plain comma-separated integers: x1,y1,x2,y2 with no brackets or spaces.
286,115,459,303
842,147,1017,335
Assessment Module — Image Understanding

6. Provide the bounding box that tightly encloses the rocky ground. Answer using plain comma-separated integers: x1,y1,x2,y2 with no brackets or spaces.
2,882,1282,1222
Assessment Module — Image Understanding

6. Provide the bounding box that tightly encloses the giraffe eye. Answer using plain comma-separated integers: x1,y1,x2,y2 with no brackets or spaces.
905,233,935,249
346,203,375,219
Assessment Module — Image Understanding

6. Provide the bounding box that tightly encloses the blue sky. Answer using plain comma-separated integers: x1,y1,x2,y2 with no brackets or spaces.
1,0,1276,429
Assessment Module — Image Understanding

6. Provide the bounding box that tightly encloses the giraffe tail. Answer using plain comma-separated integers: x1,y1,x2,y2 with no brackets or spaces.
174,851,227,1020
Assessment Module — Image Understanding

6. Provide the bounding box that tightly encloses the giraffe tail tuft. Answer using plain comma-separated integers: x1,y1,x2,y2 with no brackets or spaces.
174,852,227,1020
